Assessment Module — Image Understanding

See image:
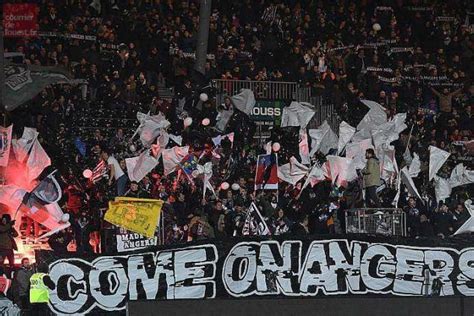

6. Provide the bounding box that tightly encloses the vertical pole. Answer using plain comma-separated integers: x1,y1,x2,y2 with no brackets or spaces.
194,0,212,75
0,25,5,121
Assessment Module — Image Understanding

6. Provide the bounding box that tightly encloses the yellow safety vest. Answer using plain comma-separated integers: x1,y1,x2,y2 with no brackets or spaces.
30,273,49,303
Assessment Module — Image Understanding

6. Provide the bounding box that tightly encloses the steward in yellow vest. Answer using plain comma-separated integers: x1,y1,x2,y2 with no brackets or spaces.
29,273,49,304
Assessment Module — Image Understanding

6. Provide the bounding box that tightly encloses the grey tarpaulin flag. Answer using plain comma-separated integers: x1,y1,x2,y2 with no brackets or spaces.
4,64,82,111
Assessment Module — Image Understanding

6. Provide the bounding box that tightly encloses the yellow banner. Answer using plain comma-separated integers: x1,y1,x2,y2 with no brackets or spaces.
104,198,163,238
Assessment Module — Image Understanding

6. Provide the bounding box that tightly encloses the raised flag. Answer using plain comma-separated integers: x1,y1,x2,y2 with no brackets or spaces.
299,129,310,164
134,112,170,147
195,162,217,199
400,167,422,200
449,163,474,188
231,89,256,115
326,155,358,187
356,100,387,131
4,64,80,111
91,160,107,183
255,154,278,190
74,137,87,157
125,150,160,183
309,121,338,156
26,139,51,182
242,202,271,236
434,176,452,203
429,146,450,181
337,121,355,155
179,154,199,181
277,156,308,185
162,146,189,176
104,197,163,238
301,161,326,191
454,200,474,235
0,125,13,167
12,127,38,162
408,153,421,178
281,101,315,129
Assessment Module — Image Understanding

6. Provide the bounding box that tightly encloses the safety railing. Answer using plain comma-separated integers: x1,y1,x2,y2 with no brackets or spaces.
211,79,313,103
345,208,406,237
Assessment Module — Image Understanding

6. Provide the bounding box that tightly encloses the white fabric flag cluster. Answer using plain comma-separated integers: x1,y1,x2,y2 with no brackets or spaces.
400,167,422,200
12,127,38,162
0,125,13,167
231,89,256,115
429,146,450,181
309,121,338,156
449,163,474,188
281,101,315,129
27,139,51,182
326,155,358,187
125,149,160,183
277,157,309,185
215,109,234,132
454,200,474,235
299,129,310,164
162,146,189,175
337,121,355,155
371,113,407,149
135,112,171,147
195,162,217,199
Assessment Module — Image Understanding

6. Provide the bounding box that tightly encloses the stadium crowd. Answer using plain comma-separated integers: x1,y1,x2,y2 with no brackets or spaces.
1,3,473,310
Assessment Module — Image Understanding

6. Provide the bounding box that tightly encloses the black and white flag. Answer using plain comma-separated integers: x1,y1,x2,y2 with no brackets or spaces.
242,202,271,236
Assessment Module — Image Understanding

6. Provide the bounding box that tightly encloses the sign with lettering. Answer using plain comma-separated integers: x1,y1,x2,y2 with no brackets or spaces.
250,100,286,126
39,236,474,314
104,197,163,238
116,228,157,252
3,4,38,38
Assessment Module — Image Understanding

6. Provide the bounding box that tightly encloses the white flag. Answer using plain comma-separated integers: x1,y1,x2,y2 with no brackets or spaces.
299,129,310,164
135,112,170,147
169,134,183,146
216,109,234,132
408,153,421,178
371,113,407,149
377,145,398,182
125,150,160,182
400,167,422,200
0,125,13,167
195,162,216,199
277,156,309,185
326,155,358,187
301,161,326,191
454,200,474,235
231,89,256,115
162,146,189,176
0,184,26,211
309,121,338,156
434,175,452,203
345,139,374,170
337,121,355,155
281,101,315,129
27,139,51,182
12,127,38,162
356,100,387,131
429,146,450,181
449,163,474,188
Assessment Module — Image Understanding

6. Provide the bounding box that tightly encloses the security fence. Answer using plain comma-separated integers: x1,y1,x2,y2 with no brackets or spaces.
345,208,407,237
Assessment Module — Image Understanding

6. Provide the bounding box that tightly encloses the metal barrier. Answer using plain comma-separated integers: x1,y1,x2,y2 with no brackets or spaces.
345,208,406,237
212,79,313,103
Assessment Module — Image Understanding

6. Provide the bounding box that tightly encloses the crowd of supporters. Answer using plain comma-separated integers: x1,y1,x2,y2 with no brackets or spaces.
1,0,472,261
